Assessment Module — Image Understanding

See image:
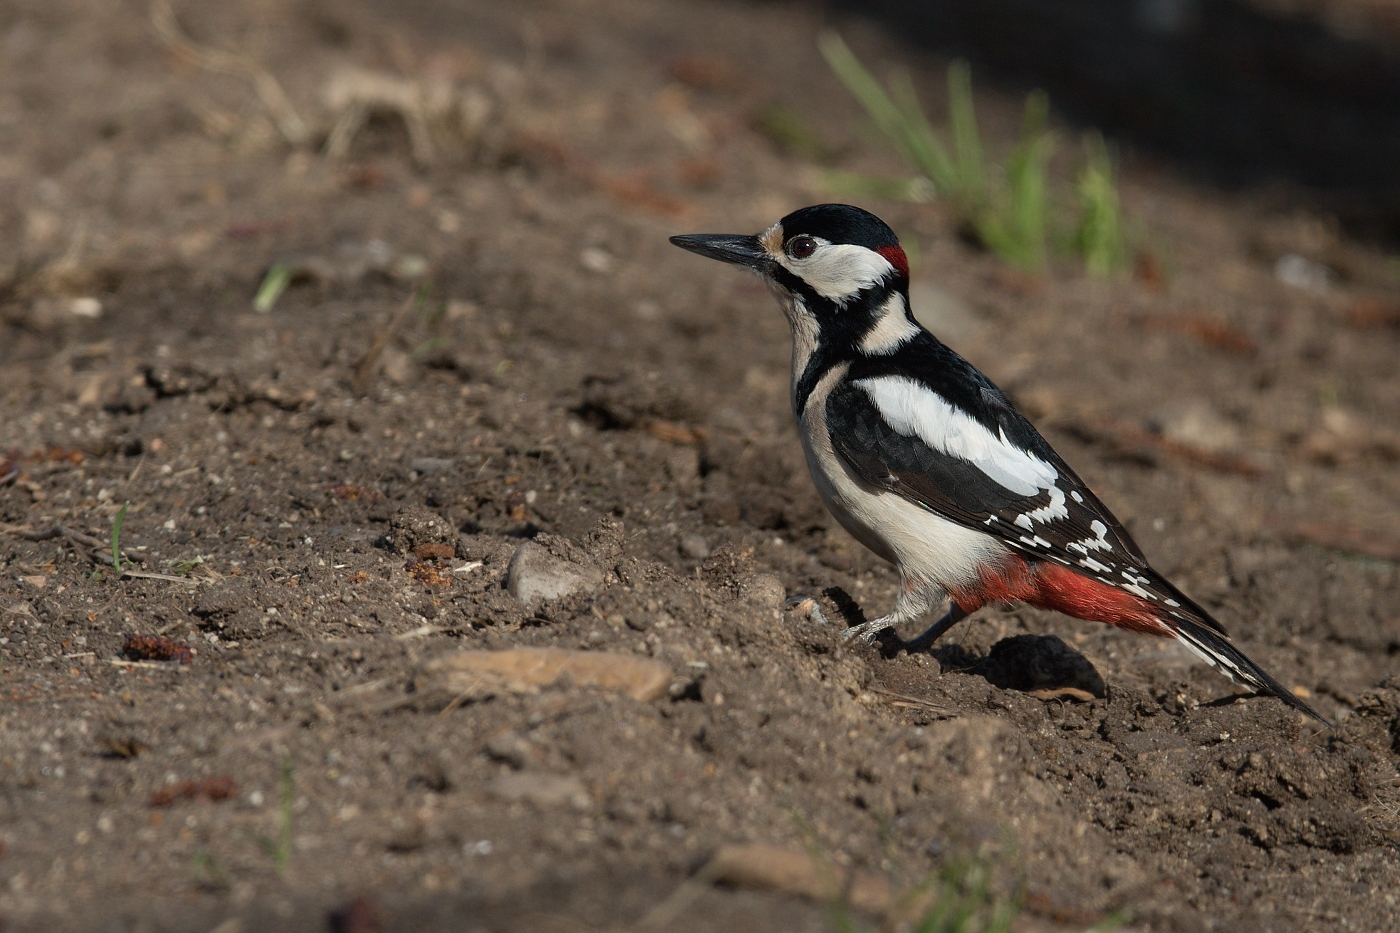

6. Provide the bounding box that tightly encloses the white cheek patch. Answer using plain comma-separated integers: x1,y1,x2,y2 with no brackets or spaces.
778,243,895,305
857,293,921,355
855,376,1060,497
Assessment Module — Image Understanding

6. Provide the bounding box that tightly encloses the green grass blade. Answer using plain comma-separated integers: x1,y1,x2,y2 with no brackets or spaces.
1075,132,1125,276
111,501,128,575
819,34,908,154
253,261,293,313
887,70,956,192
947,61,985,207
1001,89,1054,270
820,32,946,185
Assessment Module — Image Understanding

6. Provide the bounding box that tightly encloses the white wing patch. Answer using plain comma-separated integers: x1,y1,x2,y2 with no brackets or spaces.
776,240,895,305
856,376,1060,497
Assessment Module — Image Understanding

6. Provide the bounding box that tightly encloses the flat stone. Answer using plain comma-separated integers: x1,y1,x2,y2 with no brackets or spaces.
488,772,591,810
505,541,604,609
416,647,672,704
409,457,455,474
702,844,893,916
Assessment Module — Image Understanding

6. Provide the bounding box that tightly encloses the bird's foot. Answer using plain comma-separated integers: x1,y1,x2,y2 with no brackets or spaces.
840,616,894,645
784,595,831,627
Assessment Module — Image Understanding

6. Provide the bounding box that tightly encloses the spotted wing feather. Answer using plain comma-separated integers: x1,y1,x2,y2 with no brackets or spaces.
825,377,1226,635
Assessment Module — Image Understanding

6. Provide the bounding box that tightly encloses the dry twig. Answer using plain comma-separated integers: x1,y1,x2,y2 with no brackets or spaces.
352,291,419,395
151,0,309,145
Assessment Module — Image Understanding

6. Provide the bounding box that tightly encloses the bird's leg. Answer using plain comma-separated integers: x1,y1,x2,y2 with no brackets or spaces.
841,578,944,645
901,603,970,653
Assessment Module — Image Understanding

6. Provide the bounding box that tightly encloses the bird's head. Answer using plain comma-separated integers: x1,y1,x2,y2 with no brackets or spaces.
670,203,918,356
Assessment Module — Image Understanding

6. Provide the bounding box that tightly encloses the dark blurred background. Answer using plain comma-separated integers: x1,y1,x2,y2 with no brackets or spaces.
831,0,1400,241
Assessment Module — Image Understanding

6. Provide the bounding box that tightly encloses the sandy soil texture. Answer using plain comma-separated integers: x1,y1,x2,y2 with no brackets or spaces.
2,1,1399,930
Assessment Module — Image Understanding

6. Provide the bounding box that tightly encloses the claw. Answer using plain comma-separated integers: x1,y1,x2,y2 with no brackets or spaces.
840,617,893,645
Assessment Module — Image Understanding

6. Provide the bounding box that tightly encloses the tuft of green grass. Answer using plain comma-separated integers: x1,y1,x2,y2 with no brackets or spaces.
789,806,1023,933
976,89,1053,272
821,34,1054,271
904,858,1019,933
828,856,1126,933
819,34,966,214
111,501,129,575
821,32,1129,276
822,856,1020,933
1075,133,1127,276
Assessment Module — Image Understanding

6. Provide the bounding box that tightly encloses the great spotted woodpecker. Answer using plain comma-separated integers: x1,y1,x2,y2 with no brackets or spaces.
672,203,1326,725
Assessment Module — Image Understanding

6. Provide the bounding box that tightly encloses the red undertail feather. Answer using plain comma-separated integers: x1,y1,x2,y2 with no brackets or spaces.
949,556,1171,636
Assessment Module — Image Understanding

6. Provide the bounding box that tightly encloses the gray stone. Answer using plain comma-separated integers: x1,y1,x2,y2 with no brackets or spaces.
505,541,604,609
409,457,455,474
488,772,591,810
483,731,534,769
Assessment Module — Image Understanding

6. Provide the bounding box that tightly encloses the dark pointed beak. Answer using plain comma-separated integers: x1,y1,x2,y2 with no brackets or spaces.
669,233,771,271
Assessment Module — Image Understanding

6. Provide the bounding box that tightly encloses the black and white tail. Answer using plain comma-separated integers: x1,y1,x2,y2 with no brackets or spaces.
1172,616,1330,726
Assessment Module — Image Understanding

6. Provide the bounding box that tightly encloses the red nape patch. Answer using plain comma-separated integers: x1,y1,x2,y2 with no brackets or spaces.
875,245,909,279
949,557,1170,636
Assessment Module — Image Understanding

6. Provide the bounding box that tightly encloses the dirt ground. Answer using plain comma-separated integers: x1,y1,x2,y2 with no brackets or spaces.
2,1,1400,931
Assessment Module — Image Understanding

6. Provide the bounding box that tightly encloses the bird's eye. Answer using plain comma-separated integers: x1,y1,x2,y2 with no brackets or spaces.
788,236,817,259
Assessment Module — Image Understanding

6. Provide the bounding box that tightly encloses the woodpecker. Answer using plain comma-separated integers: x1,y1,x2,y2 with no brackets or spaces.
671,203,1326,725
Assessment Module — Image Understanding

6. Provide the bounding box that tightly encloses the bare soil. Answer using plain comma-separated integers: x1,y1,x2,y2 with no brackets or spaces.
2,2,1399,931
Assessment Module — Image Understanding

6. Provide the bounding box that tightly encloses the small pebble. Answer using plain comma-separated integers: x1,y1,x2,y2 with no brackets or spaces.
409,457,455,474
579,247,614,274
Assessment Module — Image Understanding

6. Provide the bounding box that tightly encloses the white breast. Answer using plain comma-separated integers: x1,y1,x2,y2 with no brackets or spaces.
796,364,1004,589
